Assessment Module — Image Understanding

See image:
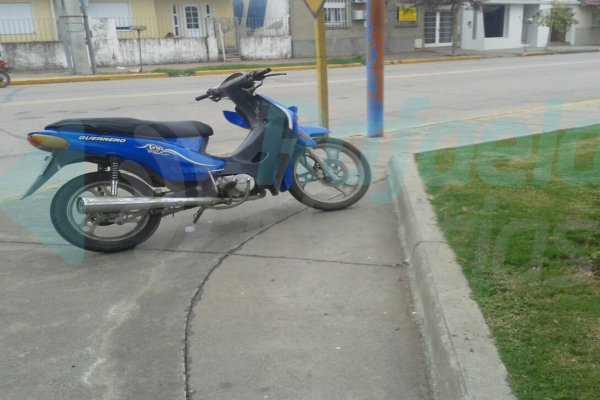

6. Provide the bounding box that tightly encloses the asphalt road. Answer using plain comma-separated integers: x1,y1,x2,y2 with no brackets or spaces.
1,53,599,400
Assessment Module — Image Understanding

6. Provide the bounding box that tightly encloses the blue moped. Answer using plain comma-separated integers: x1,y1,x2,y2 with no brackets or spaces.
23,68,371,252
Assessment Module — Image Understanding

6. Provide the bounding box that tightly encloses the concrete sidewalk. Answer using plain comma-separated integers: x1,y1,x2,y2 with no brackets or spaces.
7,45,599,84
180,151,431,399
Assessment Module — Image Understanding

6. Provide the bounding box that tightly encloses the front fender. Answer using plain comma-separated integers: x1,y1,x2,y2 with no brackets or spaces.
21,151,84,199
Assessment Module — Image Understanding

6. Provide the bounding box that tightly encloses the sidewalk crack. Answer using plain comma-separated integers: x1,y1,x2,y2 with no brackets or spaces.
183,206,307,400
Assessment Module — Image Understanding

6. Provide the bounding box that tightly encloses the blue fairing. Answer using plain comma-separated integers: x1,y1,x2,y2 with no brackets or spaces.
223,101,331,192
31,129,225,183
223,110,250,129
300,125,331,137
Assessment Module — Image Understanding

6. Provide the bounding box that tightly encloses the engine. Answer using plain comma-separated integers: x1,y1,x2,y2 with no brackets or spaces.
216,174,256,197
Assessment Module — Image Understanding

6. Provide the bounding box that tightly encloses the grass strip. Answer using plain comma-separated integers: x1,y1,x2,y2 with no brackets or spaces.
151,55,364,77
417,126,600,400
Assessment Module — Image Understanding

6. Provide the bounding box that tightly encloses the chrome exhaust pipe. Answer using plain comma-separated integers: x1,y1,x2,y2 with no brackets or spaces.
79,196,222,213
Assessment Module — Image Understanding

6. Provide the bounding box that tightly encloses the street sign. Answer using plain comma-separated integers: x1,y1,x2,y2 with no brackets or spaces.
303,0,326,18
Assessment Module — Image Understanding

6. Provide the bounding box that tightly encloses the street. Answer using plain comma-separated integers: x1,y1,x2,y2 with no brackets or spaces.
1,52,599,400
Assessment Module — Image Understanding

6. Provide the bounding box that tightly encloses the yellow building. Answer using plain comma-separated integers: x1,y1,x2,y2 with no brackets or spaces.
0,0,234,43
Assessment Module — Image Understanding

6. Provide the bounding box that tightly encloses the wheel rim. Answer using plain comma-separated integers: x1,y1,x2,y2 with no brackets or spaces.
65,180,152,242
293,142,367,204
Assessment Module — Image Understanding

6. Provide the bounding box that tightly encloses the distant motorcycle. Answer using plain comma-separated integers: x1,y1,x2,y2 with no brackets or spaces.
22,68,371,253
0,59,10,88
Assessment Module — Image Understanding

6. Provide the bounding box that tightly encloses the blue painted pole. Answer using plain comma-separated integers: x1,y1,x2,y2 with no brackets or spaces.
366,0,385,137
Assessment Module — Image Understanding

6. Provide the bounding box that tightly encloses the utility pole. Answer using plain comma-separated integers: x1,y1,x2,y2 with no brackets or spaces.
366,0,385,137
59,0,92,75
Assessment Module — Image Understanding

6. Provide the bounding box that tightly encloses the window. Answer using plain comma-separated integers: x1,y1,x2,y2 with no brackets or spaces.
172,4,180,37
0,3,35,34
483,5,506,38
325,0,351,28
88,2,132,31
205,4,214,18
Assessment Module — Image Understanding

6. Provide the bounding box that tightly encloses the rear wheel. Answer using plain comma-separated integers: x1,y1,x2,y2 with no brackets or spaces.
50,172,161,253
289,137,371,211
0,70,10,88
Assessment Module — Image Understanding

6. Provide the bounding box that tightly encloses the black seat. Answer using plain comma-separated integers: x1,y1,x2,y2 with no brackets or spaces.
46,118,214,139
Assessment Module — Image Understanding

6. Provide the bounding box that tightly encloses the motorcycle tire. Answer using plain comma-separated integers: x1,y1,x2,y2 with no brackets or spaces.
289,137,371,211
50,172,161,253
0,70,10,88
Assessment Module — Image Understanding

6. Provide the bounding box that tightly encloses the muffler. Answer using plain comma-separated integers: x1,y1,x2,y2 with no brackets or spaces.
79,196,223,213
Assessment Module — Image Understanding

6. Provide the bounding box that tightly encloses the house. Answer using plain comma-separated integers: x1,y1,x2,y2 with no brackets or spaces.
0,0,291,70
290,0,425,57
461,0,600,51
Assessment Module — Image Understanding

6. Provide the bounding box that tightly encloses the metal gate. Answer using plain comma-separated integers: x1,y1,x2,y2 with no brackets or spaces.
213,17,239,59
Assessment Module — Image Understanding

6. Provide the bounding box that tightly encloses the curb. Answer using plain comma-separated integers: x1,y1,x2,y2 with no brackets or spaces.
193,63,365,76
387,154,515,400
521,49,600,57
11,72,169,86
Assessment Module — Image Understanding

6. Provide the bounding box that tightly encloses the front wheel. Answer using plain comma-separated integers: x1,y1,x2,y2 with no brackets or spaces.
50,172,161,253
0,70,10,88
289,137,371,211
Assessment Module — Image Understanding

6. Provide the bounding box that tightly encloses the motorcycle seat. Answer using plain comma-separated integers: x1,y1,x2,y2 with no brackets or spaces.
46,118,214,139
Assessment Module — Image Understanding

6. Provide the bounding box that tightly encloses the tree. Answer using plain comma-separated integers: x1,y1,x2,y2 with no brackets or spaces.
532,1,578,50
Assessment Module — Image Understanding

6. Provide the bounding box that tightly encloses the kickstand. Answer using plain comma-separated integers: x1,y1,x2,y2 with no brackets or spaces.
193,207,206,224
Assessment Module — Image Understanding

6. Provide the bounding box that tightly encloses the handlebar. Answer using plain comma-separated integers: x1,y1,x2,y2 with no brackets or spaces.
195,68,282,102
250,68,272,81
195,88,221,102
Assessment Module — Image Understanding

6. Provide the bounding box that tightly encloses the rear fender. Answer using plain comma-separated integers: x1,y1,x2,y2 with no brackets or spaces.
21,151,83,199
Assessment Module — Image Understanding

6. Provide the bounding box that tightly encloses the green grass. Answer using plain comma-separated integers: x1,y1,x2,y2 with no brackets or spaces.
417,126,600,400
151,55,365,77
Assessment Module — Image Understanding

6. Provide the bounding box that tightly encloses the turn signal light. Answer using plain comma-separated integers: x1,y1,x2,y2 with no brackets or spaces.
27,134,70,151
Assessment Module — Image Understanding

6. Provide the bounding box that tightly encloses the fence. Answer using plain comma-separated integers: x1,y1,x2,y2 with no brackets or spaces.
0,16,290,44
0,18,58,43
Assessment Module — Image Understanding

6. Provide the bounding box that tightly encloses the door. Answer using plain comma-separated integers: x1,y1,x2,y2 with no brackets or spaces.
424,10,453,46
184,5,201,37
550,25,567,43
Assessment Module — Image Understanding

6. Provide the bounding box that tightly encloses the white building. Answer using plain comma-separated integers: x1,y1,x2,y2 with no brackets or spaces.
461,0,600,50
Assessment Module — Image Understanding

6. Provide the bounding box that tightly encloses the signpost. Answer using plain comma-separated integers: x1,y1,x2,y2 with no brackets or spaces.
303,0,329,128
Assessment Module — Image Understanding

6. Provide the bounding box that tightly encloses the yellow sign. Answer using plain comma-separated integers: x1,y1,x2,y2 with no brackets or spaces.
398,7,417,22
303,0,327,18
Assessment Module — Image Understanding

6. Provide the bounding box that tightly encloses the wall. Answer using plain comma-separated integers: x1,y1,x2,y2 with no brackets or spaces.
522,4,540,49
210,0,233,17
116,37,213,65
89,15,219,65
571,6,600,45
239,36,291,59
291,1,422,58
90,18,123,65
461,6,484,50
1,41,68,69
